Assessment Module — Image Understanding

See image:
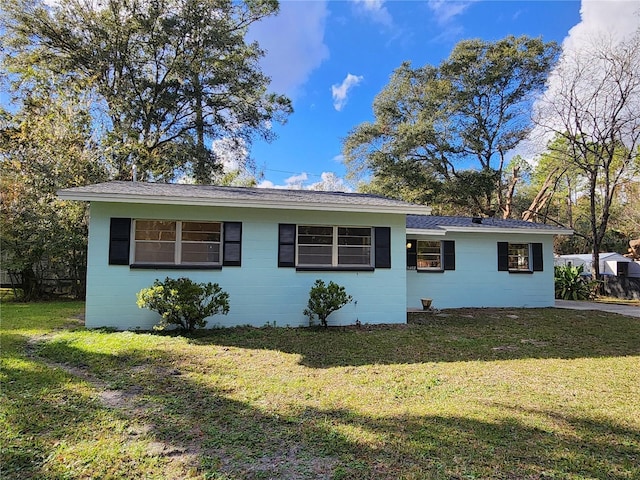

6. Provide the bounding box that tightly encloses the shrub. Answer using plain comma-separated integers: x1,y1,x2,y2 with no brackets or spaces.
303,279,353,327
136,277,230,332
554,265,598,300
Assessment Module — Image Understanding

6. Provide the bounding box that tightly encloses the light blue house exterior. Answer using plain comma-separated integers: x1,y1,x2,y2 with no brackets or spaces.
59,181,571,330
60,182,429,329
406,216,569,310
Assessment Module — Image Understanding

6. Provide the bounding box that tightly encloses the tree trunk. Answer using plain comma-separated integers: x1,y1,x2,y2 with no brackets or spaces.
501,164,519,219
20,266,42,301
192,75,209,185
523,167,561,222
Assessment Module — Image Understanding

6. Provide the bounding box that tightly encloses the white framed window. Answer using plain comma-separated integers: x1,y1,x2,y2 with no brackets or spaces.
133,220,221,265
297,225,372,267
417,240,442,270
508,243,530,271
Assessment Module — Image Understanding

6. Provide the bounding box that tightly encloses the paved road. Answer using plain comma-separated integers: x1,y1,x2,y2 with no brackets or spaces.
555,300,640,318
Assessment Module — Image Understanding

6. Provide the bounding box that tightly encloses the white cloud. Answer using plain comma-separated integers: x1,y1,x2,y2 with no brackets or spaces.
308,172,349,192
284,172,309,189
257,179,276,189
248,1,330,99
427,0,475,25
564,0,639,49
332,73,364,111
527,0,640,155
256,172,309,189
352,0,393,27
257,171,351,192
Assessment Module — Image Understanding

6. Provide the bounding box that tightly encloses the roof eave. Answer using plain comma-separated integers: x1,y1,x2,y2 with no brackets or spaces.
406,228,446,236
441,226,574,235
57,191,432,215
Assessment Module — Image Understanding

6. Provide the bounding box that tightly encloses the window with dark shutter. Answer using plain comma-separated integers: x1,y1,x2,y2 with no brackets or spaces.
498,242,543,273
109,218,131,265
131,219,224,268
278,224,296,267
223,222,242,266
374,227,391,269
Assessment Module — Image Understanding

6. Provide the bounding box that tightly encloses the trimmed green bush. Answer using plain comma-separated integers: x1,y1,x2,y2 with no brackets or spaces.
304,279,353,327
137,277,229,332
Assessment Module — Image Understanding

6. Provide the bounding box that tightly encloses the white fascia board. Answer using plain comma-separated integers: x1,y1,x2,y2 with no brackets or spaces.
441,226,574,235
57,191,432,216
406,228,447,236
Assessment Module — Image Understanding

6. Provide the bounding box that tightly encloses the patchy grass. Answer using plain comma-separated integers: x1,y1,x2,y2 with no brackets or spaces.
2,303,639,479
0,288,20,302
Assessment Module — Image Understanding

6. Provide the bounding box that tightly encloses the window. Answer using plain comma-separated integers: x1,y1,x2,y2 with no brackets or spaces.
497,242,543,272
297,226,372,267
108,218,241,267
407,240,455,271
134,220,221,266
417,241,442,270
508,243,530,271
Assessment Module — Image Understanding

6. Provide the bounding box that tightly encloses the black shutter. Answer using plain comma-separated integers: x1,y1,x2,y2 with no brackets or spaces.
109,218,131,265
374,227,391,269
223,222,242,266
406,240,417,268
532,243,543,271
278,224,296,267
497,242,509,271
443,240,455,270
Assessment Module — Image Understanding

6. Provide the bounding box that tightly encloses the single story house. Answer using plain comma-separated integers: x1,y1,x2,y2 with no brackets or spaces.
555,253,640,278
58,181,572,330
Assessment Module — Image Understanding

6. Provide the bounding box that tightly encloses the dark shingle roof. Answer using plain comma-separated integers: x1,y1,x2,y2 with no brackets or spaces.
58,181,432,214
407,215,572,234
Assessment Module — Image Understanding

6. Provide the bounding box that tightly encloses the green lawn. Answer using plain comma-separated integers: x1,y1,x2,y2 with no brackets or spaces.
1,302,639,479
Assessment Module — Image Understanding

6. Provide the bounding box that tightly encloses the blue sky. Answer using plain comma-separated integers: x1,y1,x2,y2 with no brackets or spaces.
246,0,637,189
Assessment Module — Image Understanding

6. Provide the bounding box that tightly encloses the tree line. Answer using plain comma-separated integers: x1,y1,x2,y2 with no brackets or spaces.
1,0,291,299
1,0,638,299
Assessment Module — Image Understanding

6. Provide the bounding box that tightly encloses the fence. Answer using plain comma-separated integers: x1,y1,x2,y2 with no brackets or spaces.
599,275,640,300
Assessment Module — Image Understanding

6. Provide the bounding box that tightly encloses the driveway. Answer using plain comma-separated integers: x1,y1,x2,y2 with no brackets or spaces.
555,300,640,318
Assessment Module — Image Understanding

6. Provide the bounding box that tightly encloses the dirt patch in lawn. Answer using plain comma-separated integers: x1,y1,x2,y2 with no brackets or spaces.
25,336,202,474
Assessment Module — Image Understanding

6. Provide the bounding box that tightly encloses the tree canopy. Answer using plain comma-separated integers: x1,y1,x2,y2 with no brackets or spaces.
343,35,559,217
0,74,107,299
1,0,292,183
0,0,289,299
533,31,640,276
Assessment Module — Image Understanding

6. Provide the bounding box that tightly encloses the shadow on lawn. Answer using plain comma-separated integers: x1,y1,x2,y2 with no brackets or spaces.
4,334,639,479
188,309,640,368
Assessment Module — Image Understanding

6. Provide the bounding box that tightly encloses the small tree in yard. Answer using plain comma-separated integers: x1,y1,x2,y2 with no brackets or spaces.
304,279,353,327
137,277,229,332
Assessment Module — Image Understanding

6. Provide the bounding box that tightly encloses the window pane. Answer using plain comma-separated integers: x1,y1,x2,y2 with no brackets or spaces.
181,242,220,264
298,226,333,245
337,227,371,265
298,245,332,265
135,220,176,241
417,241,441,269
508,243,530,270
135,242,174,263
182,222,221,242
135,220,175,263
338,227,372,246
338,246,371,265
